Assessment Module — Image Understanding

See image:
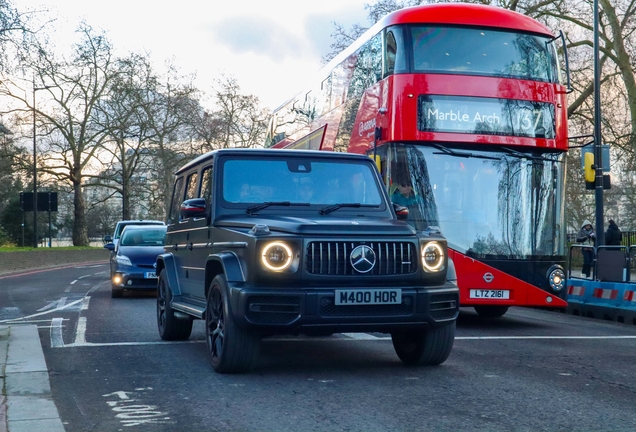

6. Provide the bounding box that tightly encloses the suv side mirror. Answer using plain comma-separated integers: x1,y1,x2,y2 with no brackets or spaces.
103,235,113,243
104,243,115,251
393,203,409,221
180,198,207,220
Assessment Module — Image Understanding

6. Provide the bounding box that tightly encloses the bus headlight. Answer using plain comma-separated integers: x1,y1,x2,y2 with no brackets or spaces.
421,242,445,272
547,265,565,292
261,242,293,271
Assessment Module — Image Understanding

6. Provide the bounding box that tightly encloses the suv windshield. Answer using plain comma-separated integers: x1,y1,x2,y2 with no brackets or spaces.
221,158,383,206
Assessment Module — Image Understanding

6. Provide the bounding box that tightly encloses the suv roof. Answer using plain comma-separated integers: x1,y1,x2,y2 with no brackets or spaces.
175,148,372,175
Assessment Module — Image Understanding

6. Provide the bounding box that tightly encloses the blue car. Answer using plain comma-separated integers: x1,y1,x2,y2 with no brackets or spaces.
105,225,167,298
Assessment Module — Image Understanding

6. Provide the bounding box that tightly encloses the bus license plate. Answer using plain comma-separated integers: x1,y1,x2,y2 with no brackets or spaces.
335,289,402,305
144,272,157,279
469,289,509,299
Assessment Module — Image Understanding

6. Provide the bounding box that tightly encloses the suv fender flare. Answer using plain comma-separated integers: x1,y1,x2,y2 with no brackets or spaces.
446,257,457,284
156,253,182,296
205,252,245,286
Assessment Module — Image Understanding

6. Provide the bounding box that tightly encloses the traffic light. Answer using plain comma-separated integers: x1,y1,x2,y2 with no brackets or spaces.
584,152,595,183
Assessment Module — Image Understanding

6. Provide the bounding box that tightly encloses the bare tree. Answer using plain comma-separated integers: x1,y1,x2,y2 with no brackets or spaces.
0,23,122,246
208,76,269,149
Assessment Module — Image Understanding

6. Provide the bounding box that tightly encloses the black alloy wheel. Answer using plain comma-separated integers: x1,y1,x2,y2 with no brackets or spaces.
206,274,260,373
157,269,192,341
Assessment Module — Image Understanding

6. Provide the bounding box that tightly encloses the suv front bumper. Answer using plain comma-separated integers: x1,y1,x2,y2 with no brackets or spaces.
228,282,459,334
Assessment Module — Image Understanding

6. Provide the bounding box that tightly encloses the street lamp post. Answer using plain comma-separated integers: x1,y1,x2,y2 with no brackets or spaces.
32,80,53,248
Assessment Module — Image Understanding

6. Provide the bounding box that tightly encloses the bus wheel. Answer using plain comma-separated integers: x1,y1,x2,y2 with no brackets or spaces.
474,305,509,318
391,322,455,366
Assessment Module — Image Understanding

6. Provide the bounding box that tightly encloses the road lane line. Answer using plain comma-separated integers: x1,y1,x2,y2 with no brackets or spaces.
57,334,636,348
70,280,78,285
81,296,90,311
51,317,65,348
74,316,87,345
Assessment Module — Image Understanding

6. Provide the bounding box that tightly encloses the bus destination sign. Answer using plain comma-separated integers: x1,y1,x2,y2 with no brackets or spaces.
417,95,555,139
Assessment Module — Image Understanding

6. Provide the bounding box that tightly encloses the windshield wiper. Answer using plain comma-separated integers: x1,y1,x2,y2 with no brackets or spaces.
246,201,309,215
499,146,546,161
319,203,378,215
432,145,501,161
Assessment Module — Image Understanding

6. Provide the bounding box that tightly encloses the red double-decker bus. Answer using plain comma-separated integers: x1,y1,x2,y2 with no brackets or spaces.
264,3,570,317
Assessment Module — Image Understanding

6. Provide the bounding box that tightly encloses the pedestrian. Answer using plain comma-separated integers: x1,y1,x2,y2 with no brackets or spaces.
576,220,595,277
605,219,622,246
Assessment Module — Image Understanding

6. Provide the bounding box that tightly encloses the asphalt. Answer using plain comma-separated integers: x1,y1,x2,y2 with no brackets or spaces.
0,253,109,431
0,325,65,432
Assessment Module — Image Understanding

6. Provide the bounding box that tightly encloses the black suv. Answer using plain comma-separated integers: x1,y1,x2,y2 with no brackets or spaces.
156,148,459,373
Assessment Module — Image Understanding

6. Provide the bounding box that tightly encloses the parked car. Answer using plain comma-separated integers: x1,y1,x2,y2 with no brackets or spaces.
105,225,167,298
104,219,165,248
156,148,459,373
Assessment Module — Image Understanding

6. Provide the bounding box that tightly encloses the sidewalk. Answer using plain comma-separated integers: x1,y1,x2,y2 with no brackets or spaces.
0,325,65,432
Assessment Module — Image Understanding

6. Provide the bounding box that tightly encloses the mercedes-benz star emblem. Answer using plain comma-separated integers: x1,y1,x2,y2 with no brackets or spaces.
350,245,376,273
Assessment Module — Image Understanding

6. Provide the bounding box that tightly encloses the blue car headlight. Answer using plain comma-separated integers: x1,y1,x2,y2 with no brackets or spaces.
116,255,133,267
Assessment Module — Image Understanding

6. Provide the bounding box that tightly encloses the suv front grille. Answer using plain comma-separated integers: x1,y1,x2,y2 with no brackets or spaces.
306,241,417,275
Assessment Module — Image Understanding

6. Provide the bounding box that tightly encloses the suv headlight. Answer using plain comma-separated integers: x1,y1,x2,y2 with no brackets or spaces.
421,242,445,272
116,255,133,267
261,242,293,271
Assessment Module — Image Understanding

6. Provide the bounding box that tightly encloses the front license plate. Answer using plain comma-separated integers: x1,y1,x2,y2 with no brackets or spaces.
469,289,510,299
335,289,402,305
144,272,157,279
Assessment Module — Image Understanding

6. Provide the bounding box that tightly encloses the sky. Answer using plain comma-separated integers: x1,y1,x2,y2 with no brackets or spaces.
19,0,371,110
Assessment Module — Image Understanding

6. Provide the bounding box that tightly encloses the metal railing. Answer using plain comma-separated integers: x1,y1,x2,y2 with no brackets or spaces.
568,244,630,282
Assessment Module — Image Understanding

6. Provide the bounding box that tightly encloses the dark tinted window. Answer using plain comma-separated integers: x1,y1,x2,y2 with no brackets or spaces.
185,172,199,200
200,166,213,204
169,177,185,224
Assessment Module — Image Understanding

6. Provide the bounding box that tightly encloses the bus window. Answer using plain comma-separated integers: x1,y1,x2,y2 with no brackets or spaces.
384,26,406,77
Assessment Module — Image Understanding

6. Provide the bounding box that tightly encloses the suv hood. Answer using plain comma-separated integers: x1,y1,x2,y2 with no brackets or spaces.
215,215,417,236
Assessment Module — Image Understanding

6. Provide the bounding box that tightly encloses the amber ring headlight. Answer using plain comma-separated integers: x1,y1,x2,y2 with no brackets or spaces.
421,242,444,272
262,242,293,271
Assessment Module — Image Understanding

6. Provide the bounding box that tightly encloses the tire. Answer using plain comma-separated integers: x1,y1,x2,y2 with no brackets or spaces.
474,305,509,318
111,285,123,298
157,269,193,341
206,274,260,373
391,322,455,366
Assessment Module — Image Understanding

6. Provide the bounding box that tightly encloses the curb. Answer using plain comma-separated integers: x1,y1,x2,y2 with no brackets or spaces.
1,325,65,432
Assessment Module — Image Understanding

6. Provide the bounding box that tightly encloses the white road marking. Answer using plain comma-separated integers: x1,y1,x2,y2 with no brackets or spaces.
37,301,59,312
341,333,383,340
70,280,77,285
78,275,90,279
74,316,87,345
81,296,90,311
57,297,67,308
103,389,172,427
51,317,65,348
55,334,636,348
0,298,84,323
